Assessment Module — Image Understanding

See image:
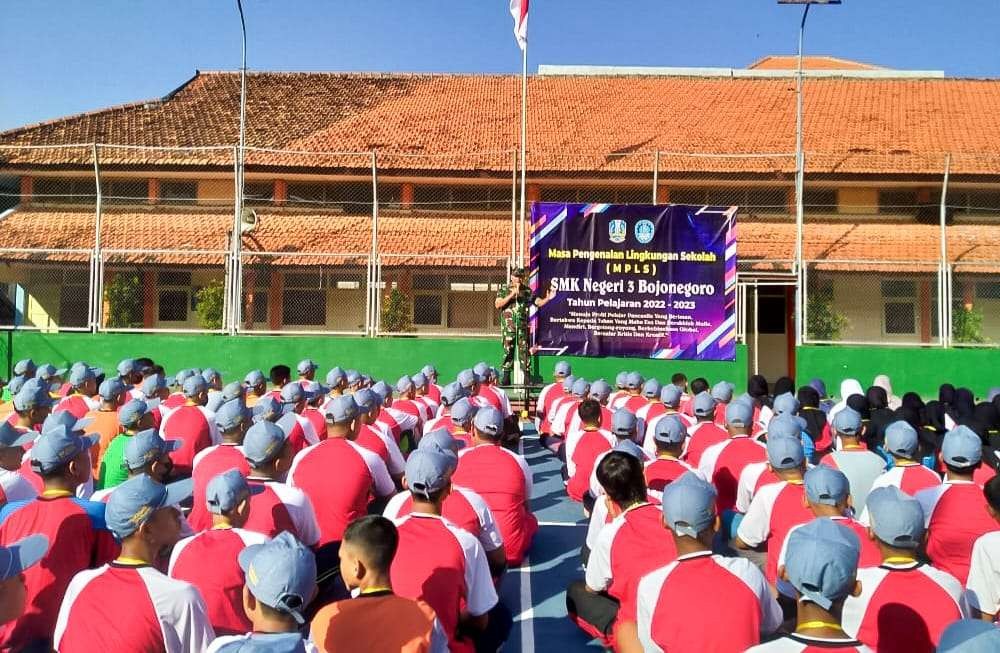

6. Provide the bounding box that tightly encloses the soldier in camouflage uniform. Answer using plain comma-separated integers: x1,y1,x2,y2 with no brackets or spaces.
495,267,555,385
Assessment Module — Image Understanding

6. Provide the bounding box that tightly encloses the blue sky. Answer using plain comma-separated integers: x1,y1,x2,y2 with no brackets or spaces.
2,1,999,131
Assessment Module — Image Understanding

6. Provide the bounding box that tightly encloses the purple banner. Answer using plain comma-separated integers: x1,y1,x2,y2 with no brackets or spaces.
528,203,737,361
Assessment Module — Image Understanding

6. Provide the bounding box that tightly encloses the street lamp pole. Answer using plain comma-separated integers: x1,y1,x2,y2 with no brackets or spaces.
232,0,248,334
794,3,809,347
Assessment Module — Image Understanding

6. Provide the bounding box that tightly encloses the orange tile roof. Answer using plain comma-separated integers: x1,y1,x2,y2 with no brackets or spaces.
2,71,1000,175
747,56,882,71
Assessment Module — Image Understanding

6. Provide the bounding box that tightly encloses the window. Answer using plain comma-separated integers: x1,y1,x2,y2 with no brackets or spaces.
976,282,1000,301
412,185,509,212
803,188,837,214
540,186,652,205
881,279,917,335
33,178,96,204
159,181,197,205
951,190,1000,217
286,182,372,213
158,271,192,286
58,268,89,328
103,180,148,205
878,190,919,214
283,272,326,326
668,187,788,212
244,182,274,206
158,289,189,322
413,295,443,326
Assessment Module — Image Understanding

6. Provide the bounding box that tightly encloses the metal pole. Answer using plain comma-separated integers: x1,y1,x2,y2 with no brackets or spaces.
91,144,102,332
793,3,810,348
753,284,760,375
519,43,528,267
369,151,379,337
232,0,248,335
652,150,660,204
940,153,951,347
511,149,518,273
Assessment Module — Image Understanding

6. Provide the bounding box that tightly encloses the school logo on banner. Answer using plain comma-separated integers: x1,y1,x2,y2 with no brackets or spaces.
608,219,627,244
635,219,655,244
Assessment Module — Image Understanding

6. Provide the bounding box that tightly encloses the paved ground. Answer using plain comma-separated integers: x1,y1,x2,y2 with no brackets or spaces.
500,428,600,652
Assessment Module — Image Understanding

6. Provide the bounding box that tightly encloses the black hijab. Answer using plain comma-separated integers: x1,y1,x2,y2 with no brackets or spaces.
748,375,769,406
865,386,894,449
901,392,925,414
797,385,827,442
954,388,976,420
773,377,795,399
939,383,956,406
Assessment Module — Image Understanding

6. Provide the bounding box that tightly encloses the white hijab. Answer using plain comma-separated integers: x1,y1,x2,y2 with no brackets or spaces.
873,374,902,410
828,378,864,423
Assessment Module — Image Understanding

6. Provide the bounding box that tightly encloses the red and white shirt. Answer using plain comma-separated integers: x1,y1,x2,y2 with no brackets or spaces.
188,444,250,532
586,502,678,620
634,551,782,652
566,404,613,436
776,516,883,598
55,561,215,653
589,446,654,499
747,633,872,652
286,412,320,454
54,394,100,420
916,480,997,584
565,427,615,502
383,486,504,553
550,397,583,437
736,480,814,584
378,406,419,443
355,424,406,476
0,467,37,506
168,527,268,636
478,386,510,417
288,438,394,545
643,455,698,496
160,404,221,476
841,560,967,651
453,443,536,566
967,530,1000,618
682,421,730,468
390,513,498,653
540,389,571,434
640,410,695,452
302,407,327,442
536,382,562,422
698,436,768,514
394,398,430,426
736,461,780,514
242,477,320,546
869,462,941,497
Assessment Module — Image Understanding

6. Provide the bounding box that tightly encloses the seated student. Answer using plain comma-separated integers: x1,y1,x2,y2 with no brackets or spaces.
420,364,443,405
53,365,100,420
393,376,431,427
710,380,734,425
567,449,678,646
937,618,1000,651
821,408,887,511
682,391,729,467
169,470,268,636
565,399,616,502
643,416,697,496
540,372,575,443
277,383,320,454
91,428,180,502
747,518,870,652
768,392,816,462
732,416,802,518
160,374,221,477
55,475,215,652
311,515,449,653
616,473,781,653
537,361,571,427
564,380,613,437
384,429,507,577
188,399,253,532
85,378,126,480
99,397,158,490
453,406,536,566
867,420,942,497
551,378,591,440
605,372,628,409
207,531,318,653
587,411,652,503
916,425,996,585
0,423,37,507
641,385,696,449
0,425,117,652
424,382,466,432
353,388,405,487
242,419,321,546
267,365,292,401
371,381,420,449
968,474,1000,621
242,369,268,408
698,399,768,515
444,398,478,448
841,486,967,652
0,534,48,627
735,434,814,586
672,373,692,416
390,448,503,653
609,373,644,413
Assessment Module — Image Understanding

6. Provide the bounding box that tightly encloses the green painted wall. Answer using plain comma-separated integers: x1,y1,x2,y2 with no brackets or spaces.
796,345,1000,400
0,332,748,390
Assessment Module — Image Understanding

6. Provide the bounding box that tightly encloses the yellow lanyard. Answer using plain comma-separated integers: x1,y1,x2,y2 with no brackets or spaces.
799,621,844,632
41,489,73,499
786,479,805,485
360,586,393,595
883,556,917,565
657,454,678,461
115,556,151,566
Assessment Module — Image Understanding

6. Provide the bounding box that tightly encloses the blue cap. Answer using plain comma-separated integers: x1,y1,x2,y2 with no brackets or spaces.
866,486,924,549
783,517,861,610
768,413,805,440
419,428,464,457
625,372,644,390
421,364,437,378
693,391,716,417
942,425,982,468
804,465,850,506
711,381,734,403
238,531,317,624
396,376,414,394
832,408,863,435
0,422,35,449
244,370,267,387
937,619,1000,653
612,409,637,437
473,406,503,438
7,376,27,397
35,364,67,381
614,372,627,389
642,378,662,399
140,374,167,396
411,373,428,389
13,359,36,376
120,398,158,429
325,395,359,424
202,368,222,385
220,381,245,403
571,378,590,398
662,472,717,538
30,426,98,474
296,359,318,375
68,365,97,388
561,375,577,392
325,367,346,387
14,380,53,412
440,382,467,407
172,369,194,388
885,421,919,458
353,388,380,414
182,374,208,398
473,362,490,380
725,400,753,427
371,381,391,401
124,428,181,471
206,469,263,514
116,359,138,377
0,534,49,581
554,361,572,376
105,475,193,539
406,448,454,500
457,369,478,389
773,392,800,416
41,411,93,435
653,415,687,445
767,434,805,470
660,384,681,407
450,398,478,424
589,380,612,402
279,382,309,405
345,369,361,385
215,399,251,432
253,396,285,423
613,439,646,461
244,420,291,467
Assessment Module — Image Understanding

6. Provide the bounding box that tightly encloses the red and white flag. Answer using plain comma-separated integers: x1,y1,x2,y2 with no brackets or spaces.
510,0,529,50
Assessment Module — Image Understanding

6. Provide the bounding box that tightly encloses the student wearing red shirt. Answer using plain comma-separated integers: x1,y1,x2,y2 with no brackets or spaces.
617,473,781,653
842,486,967,652
0,534,48,627
643,416,697,496
698,399,767,515
279,382,320,450
821,408,888,511
205,531,317,652
53,365,100,420
160,374,220,477
736,434,814,586
609,372,643,411
606,372,628,409
169,469,268,636
0,422,37,509
916,425,997,585
867,420,942,498
565,399,615,503
639,385,695,450
967,475,1000,622
710,380,734,425
242,370,268,409
568,449,679,646
683,392,730,467
747,518,870,652
311,515,448,653
423,382,465,432
550,378,590,439
394,376,430,428
564,379,614,437
0,425,117,652
188,399,252,532
161,369,195,410
453,406,536,566
421,364,443,404
390,448,503,653
537,361,572,433
540,375,575,442
353,389,405,486
376,380,421,448
442,398,477,448
413,372,445,419
296,358,318,385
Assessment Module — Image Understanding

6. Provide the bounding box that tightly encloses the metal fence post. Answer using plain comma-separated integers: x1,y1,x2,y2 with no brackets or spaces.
91,143,102,332
794,152,805,347
652,150,659,204
511,149,518,273
369,151,378,337
940,153,951,347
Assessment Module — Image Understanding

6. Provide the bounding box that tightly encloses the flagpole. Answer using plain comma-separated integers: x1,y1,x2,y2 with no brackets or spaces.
518,40,527,268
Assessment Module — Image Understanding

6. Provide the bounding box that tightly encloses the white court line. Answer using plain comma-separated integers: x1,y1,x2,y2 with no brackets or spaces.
518,436,536,653
538,521,586,527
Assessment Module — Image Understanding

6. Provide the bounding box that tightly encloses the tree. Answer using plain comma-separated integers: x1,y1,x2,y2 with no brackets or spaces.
104,271,143,328
952,303,987,344
806,287,849,342
195,279,226,331
380,287,413,333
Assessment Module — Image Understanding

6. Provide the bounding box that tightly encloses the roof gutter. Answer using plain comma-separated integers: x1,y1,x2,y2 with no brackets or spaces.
537,64,946,79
